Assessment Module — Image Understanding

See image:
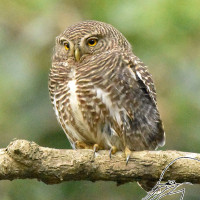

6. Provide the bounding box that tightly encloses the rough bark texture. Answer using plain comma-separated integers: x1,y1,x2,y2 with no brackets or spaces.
0,139,200,185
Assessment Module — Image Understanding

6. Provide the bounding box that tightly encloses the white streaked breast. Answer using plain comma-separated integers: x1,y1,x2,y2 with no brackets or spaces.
66,79,93,142
95,87,126,128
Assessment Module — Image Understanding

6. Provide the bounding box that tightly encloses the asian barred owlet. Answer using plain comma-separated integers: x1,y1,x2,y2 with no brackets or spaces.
49,20,165,164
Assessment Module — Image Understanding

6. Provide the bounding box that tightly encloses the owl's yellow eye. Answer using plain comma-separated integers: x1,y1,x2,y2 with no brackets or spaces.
87,38,98,46
64,43,70,50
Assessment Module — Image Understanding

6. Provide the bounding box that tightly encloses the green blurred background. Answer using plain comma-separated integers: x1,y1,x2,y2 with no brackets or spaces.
0,0,200,199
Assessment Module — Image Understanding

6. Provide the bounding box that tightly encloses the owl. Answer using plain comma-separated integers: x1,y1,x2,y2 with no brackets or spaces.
49,20,165,164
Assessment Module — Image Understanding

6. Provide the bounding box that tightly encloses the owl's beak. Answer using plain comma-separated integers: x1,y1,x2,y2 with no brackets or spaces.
75,47,81,62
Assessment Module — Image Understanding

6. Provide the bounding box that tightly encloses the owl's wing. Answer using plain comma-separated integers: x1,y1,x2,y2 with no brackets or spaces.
124,55,165,148
131,56,157,106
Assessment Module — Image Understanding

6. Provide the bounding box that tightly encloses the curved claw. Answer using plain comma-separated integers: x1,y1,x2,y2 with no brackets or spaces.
109,146,118,159
125,147,131,165
93,144,99,157
109,148,112,159
126,155,130,165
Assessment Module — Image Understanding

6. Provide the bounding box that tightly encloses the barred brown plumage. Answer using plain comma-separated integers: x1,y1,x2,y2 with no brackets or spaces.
48,21,165,190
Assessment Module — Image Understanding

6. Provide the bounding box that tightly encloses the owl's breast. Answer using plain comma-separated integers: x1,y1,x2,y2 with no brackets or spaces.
63,68,97,143
50,60,137,150
66,78,88,127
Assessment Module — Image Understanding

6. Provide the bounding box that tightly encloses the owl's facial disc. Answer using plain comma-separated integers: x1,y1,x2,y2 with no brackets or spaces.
56,33,102,63
59,37,82,62
74,36,98,62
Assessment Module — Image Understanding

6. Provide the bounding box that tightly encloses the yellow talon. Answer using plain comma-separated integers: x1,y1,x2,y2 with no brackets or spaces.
75,141,93,149
109,146,118,158
125,147,132,165
74,142,103,158
93,144,99,152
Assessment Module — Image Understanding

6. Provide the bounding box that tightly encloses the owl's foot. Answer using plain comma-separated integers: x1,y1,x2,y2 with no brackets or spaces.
109,146,118,158
125,147,131,165
75,141,93,149
93,144,100,152
93,144,102,157
74,141,102,157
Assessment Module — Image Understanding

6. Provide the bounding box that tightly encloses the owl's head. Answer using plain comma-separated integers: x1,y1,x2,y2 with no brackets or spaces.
52,20,132,63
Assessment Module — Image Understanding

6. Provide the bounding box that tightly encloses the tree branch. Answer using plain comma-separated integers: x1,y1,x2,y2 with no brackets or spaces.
0,139,200,185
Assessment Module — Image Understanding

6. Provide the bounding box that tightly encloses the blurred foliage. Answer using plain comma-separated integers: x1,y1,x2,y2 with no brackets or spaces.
0,0,200,199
